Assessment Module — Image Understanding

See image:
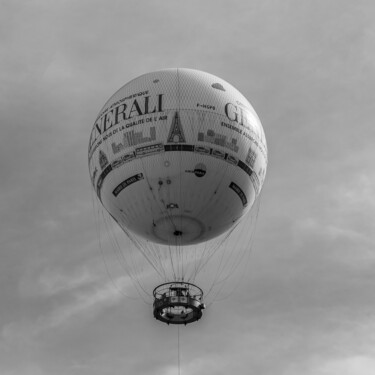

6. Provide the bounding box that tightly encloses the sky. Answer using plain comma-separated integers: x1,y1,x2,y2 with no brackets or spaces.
1,0,375,374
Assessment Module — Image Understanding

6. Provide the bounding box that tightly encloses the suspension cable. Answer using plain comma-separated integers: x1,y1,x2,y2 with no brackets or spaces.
177,326,181,375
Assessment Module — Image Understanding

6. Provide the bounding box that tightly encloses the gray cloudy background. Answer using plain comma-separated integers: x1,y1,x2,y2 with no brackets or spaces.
1,0,375,374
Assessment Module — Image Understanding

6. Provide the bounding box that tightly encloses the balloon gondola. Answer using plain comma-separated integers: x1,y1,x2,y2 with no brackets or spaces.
153,282,205,325
88,68,267,324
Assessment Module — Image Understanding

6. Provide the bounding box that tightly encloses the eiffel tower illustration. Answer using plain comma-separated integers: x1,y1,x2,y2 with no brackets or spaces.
167,111,186,143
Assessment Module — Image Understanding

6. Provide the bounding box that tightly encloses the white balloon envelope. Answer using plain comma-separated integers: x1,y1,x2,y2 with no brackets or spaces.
88,68,268,323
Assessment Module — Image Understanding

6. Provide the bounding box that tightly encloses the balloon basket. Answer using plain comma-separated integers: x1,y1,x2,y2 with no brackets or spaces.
153,282,205,325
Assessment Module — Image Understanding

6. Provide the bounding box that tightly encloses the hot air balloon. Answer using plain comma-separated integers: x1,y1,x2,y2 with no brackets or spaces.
88,68,267,325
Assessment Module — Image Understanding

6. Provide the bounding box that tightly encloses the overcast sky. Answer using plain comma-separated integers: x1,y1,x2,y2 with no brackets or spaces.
1,0,375,374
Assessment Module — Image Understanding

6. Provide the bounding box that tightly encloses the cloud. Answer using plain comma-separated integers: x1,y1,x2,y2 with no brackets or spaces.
36,266,95,297
1,1,375,374
37,280,124,330
3,274,132,347
316,356,375,375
